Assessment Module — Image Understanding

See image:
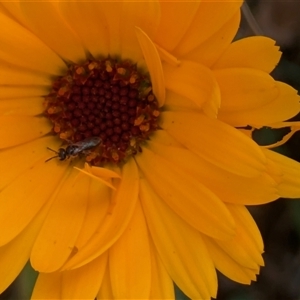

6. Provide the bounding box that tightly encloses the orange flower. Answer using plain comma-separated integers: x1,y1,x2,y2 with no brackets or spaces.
0,1,300,299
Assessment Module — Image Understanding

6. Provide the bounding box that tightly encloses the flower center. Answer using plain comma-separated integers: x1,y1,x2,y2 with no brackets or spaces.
44,58,160,166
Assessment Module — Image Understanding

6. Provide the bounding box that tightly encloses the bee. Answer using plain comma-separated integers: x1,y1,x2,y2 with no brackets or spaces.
45,136,101,162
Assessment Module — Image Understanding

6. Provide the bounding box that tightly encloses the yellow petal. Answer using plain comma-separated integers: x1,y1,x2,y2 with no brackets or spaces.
97,265,114,299
213,36,281,73
219,82,300,127
154,2,200,52
136,146,236,240
31,168,89,272
182,11,240,67
0,136,58,191
18,1,85,62
0,154,68,247
135,27,165,107
0,197,52,294
62,253,108,300
0,62,52,86
163,61,220,114
109,201,151,299
175,1,242,57
0,86,48,99
213,205,264,269
0,10,65,74
140,179,217,299
62,158,139,270
149,240,175,299
0,97,43,116
148,139,279,205
74,180,111,250
31,272,62,300
161,111,267,177
0,116,50,148
59,1,110,58
263,148,300,198
214,67,278,111
203,236,258,284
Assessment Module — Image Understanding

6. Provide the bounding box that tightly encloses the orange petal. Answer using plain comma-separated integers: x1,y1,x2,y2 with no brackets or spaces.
161,111,266,177
0,198,52,294
0,9,65,74
97,265,114,299
163,61,220,115
31,168,90,272
31,272,62,299
149,240,175,299
74,179,111,250
135,146,236,240
135,27,165,107
263,148,300,198
148,139,279,205
213,36,281,73
0,154,68,247
62,158,139,270
109,201,151,299
140,178,217,299
62,252,108,299
182,11,240,67
154,2,200,52
0,97,44,116
214,67,278,111
0,116,50,148
203,236,258,284
0,86,48,99
18,2,86,62
219,82,300,127
175,1,242,58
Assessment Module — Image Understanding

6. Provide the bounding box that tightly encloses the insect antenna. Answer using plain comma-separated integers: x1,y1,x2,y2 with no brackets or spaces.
45,147,59,162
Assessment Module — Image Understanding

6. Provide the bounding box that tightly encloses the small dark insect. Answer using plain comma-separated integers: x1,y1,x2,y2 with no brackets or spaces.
45,136,101,162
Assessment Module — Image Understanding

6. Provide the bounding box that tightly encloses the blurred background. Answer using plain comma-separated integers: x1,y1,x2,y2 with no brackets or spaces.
1,1,300,299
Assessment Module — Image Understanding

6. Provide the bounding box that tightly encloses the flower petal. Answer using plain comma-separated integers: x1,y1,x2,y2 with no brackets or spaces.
148,139,279,205
161,111,267,177
203,236,258,284
213,36,281,73
149,240,175,299
0,86,48,99
0,63,52,86
31,272,62,300
18,2,86,62
0,199,51,294
62,158,139,270
135,27,165,107
182,11,240,67
0,153,68,247
62,253,108,300
212,205,264,269
0,116,50,148
74,179,111,250
0,97,44,117
59,1,110,58
175,0,242,58
31,168,90,272
0,10,65,74
163,60,220,116
214,67,278,111
263,148,300,198
136,146,235,240
154,2,200,52
219,82,300,127
109,201,151,299
97,266,114,299
140,179,217,299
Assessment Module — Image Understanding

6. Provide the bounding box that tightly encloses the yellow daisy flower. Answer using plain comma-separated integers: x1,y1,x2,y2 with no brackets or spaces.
1,1,300,299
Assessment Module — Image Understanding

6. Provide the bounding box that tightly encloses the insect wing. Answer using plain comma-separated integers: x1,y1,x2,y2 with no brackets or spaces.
71,137,102,155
